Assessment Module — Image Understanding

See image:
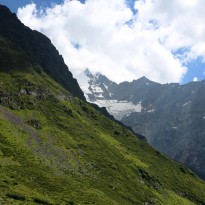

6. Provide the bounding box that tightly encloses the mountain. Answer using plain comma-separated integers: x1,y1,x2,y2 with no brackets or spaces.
1,5,205,204
78,69,205,180
0,5,85,101
77,69,144,121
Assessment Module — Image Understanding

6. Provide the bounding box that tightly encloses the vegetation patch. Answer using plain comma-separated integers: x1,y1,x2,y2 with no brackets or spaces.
6,193,26,201
33,197,52,204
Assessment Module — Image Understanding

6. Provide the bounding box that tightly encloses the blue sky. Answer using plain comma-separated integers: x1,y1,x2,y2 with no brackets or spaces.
1,0,205,84
0,0,64,13
184,58,205,82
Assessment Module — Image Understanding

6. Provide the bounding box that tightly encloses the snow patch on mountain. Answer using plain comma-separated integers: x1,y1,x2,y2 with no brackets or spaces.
183,101,191,106
147,109,155,113
95,100,142,120
76,71,92,99
76,69,144,120
172,127,178,129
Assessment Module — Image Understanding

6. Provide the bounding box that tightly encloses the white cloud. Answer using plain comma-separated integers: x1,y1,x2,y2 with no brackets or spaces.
193,77,198,82
17,0,205,83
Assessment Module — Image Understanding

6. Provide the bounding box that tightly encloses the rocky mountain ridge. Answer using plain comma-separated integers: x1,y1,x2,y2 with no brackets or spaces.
77,69,145,120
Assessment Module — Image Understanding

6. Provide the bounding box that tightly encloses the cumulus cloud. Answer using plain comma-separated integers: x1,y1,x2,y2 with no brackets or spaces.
193,77,198,82
17,0,205,83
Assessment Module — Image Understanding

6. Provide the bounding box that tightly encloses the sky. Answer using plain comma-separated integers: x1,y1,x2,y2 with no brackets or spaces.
1,0,205,84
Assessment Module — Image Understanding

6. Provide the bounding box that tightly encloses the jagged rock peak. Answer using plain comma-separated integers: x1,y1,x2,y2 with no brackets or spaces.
84,68,94,78
132,76,154,84
138,76,149,81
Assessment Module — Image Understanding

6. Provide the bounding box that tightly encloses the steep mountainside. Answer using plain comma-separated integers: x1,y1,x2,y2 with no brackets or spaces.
0,5,85,101
77,69,205,180
1,5,205,205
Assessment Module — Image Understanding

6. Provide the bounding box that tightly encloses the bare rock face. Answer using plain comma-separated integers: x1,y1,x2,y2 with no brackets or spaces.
78,69,205,179
121,80,205,179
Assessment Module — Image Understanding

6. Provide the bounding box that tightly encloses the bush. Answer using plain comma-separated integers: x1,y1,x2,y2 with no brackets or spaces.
33,197,51,204
6,193,26,201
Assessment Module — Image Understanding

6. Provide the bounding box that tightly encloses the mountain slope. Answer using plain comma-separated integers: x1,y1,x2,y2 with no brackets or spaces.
0,5,205,205
0,5,85,101
121,80,205,180
78,69,205,180
1,36,205,205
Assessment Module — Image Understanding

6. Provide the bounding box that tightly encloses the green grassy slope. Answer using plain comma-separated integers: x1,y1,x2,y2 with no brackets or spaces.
0,36,205,205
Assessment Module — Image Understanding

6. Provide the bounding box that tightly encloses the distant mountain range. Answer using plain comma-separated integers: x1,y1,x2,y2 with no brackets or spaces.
77,69,205,179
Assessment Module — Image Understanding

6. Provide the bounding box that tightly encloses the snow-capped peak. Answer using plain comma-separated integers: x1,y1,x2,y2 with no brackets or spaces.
76,69,145,120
